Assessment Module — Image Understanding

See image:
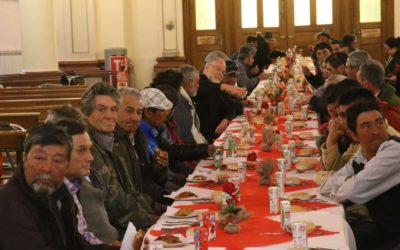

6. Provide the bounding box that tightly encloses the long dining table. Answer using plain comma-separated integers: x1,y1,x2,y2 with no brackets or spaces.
144,76,356,250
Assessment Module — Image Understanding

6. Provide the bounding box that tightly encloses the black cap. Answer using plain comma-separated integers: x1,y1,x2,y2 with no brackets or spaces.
225,60,239,76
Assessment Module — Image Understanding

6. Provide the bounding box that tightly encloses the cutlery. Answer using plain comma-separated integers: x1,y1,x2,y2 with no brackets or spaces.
258,232,289,235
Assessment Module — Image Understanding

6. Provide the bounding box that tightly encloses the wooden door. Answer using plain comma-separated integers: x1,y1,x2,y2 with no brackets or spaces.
231,0,341,55
183,0,228,68
350,0,394,63
286,0,341,54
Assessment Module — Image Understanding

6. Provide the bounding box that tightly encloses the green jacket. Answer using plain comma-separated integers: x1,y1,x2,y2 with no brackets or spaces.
88,128,152,239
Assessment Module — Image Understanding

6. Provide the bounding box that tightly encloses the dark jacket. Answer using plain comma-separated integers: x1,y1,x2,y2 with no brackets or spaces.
88,128,152,239
114,125,166,203
194,74,238,142
252,41,271,75
0,166,115,250
80,169,119,244
305,64,324,89
174,93,198,144
378,82,400,107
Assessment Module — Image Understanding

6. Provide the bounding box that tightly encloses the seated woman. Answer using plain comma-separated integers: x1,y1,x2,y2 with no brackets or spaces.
383,37,400,95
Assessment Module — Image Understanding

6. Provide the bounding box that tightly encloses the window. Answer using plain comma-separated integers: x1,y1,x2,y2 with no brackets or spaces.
195,0,216,30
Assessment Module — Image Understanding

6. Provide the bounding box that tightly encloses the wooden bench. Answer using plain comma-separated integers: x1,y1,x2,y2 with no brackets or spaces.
0,105,78,123
0,112,40,130
0,92,84,100
0,97,81,108
0,85,87,95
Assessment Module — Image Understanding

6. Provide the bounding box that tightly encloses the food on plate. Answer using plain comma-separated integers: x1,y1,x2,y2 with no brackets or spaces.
298,132,314,140
226,163,238,170
175,191,198,200
297,148,316,157
174,207,194,217
314,170,333,186
295,158,318,172
291,205,307,213
237,143,250,150
191,175,207,181
295,140,304,147
292,121,306,127
155,234,182,244
285,177,301,186
289,192,311,201
133,229,146,250
293,112,302,120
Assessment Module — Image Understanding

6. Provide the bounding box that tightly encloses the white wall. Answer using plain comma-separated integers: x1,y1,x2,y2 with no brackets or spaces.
0,0,21,51
125,0,164,89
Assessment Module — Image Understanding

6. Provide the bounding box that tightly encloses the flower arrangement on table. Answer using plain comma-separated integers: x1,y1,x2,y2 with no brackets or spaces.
217,182,252,234
264,81,286,106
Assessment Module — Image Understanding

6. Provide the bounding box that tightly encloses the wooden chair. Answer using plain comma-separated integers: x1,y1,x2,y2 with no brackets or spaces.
0,129,27,171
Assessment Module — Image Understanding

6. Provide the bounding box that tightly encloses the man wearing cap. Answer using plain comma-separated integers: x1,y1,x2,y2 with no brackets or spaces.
140,88,213,187
174,65,207,145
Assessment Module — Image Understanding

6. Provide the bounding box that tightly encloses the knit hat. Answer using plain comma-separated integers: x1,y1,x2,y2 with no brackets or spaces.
141,88,173,110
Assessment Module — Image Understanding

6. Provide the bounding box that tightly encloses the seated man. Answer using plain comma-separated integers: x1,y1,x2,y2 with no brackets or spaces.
58,120,120,245
235,44,268,92
194,56,239,142
115,87,170,206
174,64,207,144
357,60,400,107
0,124,116,249
320,100,400,249
80,82,154,238
46,106,119,244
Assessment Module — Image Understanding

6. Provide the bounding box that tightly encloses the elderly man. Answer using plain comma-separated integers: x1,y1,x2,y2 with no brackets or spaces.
80,82,154,238
174,65,207,144
235,44,268,92
194,57,240,142
345,50,372,80
357,61,400,106
0,124,116,249
320,100,400,249
115,87,170,206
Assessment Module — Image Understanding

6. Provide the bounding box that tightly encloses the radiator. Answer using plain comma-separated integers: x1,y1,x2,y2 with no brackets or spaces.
0,50,22,74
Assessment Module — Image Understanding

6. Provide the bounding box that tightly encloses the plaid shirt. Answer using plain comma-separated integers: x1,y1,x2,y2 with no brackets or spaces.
63,178,103,245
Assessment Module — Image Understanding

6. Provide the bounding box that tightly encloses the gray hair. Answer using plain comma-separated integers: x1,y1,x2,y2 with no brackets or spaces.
347,50,372,68
359,60,385,88
118,87,141,99
178,65,199,85
204,50,229,64
238,44,256,61
45,105,83,124
80,82,120,116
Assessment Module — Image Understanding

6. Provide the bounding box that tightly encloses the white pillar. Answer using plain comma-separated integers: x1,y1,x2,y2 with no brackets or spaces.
19,0,58,72
161,0,179,57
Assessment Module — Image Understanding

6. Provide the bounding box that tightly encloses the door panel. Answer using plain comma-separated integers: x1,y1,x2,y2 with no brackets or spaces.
351,0,394,63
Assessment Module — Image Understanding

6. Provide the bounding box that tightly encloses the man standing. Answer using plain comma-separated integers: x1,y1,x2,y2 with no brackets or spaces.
320,100,400,249
0,124,115,249
174,65,207,144
80,82,153,238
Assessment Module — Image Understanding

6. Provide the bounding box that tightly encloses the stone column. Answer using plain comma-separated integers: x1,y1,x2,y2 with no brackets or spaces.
19,0,59,72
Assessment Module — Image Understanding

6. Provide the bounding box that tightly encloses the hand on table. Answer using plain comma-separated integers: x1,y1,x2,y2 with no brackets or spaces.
215,118,229,135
